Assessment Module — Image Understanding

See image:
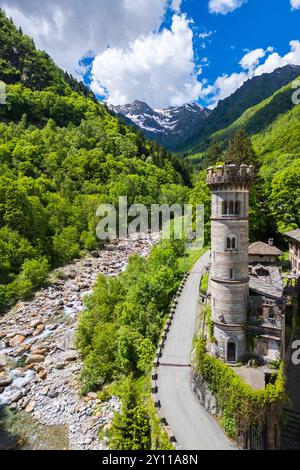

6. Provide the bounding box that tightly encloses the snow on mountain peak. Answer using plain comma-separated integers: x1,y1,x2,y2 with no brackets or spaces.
109,101,210,150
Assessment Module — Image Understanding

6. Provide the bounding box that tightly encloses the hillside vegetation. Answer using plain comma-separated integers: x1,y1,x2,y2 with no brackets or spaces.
189,79,300,237
180,64,300,154
0,10,190,308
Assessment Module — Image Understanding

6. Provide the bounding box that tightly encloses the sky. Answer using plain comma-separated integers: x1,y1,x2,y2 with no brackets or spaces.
1,0,300,108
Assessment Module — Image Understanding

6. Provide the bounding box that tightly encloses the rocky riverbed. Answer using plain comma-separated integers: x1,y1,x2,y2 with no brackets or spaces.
0,234,158,450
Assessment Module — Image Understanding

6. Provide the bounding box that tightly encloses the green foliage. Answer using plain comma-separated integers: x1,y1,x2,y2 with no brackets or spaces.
195,338,286,437
224,129,258,166
220,409,236,440
0,11,191,308
203,305,215,343
206,139,223,166
109,376,151,450
77,239,181,392
200,272,209,295
0,9,94,98
148,399,174,450
268,159,300,233
179,65,300,154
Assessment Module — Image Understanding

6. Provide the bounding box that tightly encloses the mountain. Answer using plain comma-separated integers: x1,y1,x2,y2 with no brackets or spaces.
0,10,190,308
180,64,300,154
189,77,300,237
110,100,210,151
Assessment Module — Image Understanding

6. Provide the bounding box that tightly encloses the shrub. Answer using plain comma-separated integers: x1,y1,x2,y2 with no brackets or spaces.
195,338,286,436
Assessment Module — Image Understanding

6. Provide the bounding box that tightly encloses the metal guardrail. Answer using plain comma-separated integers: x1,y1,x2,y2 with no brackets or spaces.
151,271,190,447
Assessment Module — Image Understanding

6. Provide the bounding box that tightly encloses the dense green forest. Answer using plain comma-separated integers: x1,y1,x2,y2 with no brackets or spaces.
0,10,191,308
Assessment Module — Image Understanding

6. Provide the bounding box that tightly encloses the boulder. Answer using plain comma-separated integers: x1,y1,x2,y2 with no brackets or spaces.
64,351,78,362
0,371,12,387
40,386,49,396
38,370,47,380
25,401,36,413
25,354,45,365
30,319,44,329
9,391,23,404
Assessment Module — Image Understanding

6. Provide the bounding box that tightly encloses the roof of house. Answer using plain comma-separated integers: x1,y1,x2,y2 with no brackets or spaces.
249,264,283,299
248,241,282,257
285,229,300,243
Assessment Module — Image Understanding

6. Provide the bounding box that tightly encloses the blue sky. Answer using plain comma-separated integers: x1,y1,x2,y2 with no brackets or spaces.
1,0,300,108
179,0,300,93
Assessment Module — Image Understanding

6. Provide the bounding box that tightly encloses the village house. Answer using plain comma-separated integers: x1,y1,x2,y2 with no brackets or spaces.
248,240,282,265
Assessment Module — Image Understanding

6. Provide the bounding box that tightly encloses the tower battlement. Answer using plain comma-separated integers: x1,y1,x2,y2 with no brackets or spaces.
207,163,255,187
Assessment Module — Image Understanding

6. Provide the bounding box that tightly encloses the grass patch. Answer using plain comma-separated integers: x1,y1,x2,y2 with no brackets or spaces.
178,245,208,273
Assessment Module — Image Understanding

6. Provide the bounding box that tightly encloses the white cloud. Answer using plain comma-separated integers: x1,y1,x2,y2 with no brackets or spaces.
0,0,167,75
91,14,202,107
254,40,300,76
239,48,266,71
291,0,300,10
204,41,300,107
208,0,246,15
199,30,215,39
171,0,182,12
202,72,247,106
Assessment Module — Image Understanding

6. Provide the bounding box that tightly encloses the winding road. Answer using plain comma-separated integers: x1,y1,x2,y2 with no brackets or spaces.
157,250,234,450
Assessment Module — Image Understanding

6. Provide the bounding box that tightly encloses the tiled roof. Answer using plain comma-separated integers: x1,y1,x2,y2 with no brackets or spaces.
248,241,282,256
285,229,300,243
249,265,283,299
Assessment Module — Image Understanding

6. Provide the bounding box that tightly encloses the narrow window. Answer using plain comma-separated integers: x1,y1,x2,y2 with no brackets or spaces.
231,237,236,250
230,269,233,279
229,201,234,214
222,201,228,215
227,237,231,250
235,201,240,215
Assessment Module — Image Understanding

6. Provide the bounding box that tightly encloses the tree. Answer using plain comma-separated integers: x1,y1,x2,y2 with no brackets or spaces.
268,160,300,233
224,129,258,167
206,139,223,166
109,376,151,450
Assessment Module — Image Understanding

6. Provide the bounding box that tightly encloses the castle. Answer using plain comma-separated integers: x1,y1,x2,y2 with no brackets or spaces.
206,163,285,366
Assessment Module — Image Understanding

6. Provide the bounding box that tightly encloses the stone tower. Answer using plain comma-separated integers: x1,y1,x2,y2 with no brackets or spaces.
207,163,254,362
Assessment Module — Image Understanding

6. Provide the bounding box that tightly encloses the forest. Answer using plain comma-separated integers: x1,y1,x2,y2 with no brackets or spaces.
0,10,192,309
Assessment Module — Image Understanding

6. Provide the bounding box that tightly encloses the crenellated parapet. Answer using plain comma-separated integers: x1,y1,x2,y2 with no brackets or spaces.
207,163,255,188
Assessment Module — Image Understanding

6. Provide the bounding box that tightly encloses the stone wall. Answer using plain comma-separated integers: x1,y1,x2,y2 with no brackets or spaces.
192,368,281,450
191,370,220,417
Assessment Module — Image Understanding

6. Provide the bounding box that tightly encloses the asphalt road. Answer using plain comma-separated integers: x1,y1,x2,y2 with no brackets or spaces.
157,250,234,450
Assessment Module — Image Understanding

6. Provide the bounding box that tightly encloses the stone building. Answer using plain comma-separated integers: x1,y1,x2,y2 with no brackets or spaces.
207,163,254,362
249,240,282,265
285,228,300,277
206,164,285,364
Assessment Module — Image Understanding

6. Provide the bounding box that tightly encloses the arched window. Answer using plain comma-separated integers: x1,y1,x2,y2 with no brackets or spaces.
226,237,231,250
222,201,228,215
223,200,241,216
226,235,237,251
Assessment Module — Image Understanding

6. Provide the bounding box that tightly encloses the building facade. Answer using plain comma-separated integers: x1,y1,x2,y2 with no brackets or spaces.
207,163,254,362
285,229,300,277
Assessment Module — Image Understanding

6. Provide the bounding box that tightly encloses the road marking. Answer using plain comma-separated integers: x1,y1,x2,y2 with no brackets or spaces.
159,363,191,367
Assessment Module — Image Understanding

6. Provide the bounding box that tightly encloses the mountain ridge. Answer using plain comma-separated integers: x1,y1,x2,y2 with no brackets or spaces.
110,65,300,154
109,100,210,151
